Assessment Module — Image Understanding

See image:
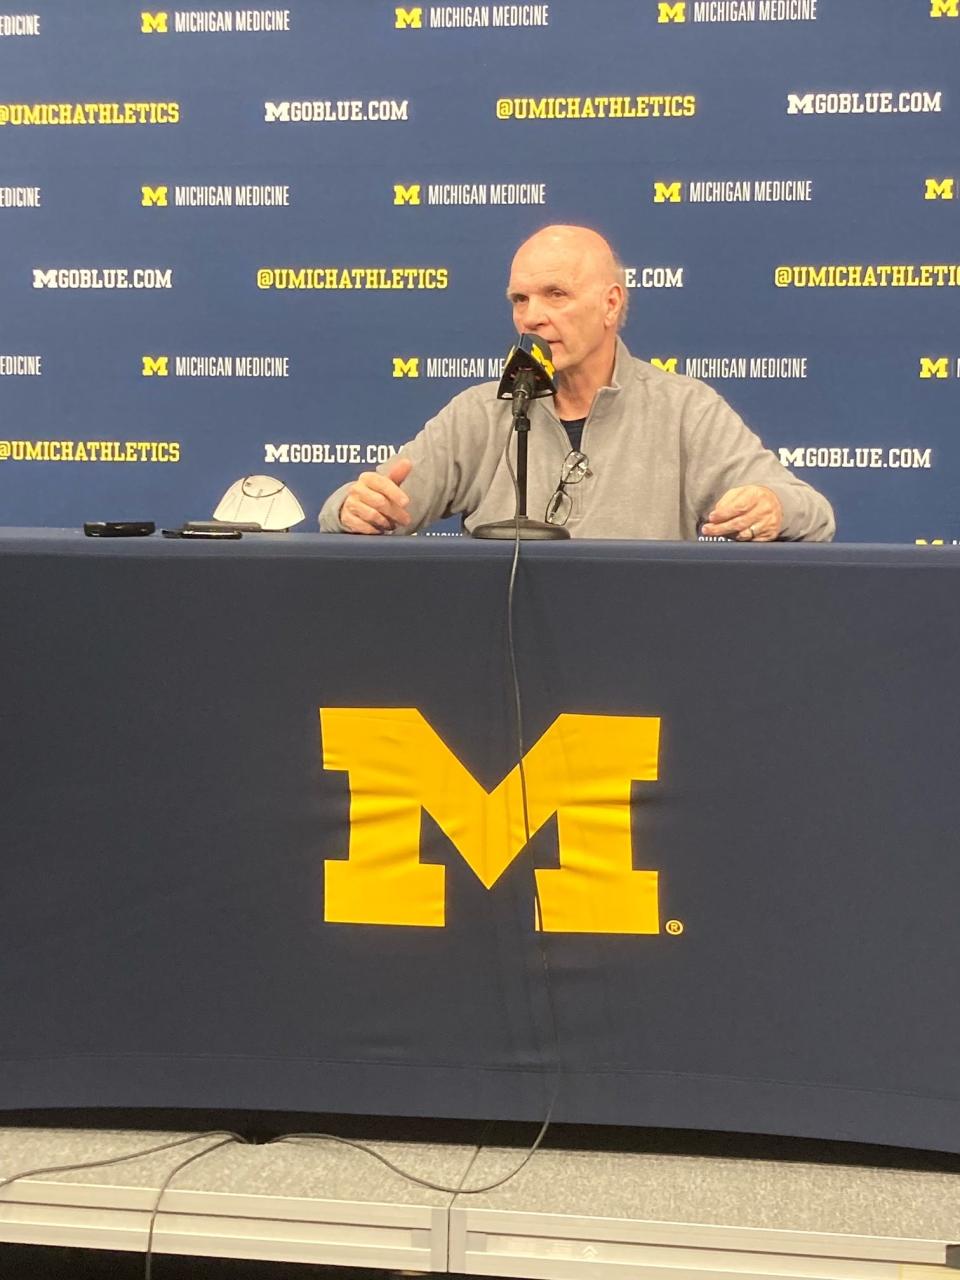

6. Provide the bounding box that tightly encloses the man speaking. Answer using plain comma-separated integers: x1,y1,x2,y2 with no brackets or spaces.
318,225,835,541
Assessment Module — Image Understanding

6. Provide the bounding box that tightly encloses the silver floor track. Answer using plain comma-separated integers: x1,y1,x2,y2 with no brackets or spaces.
1,1129,958,1277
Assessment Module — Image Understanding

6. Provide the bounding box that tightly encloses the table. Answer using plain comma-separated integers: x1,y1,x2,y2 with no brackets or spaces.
2,530,959,1152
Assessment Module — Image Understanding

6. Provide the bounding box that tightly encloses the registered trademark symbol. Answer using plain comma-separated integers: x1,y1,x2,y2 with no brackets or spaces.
665,919,684,936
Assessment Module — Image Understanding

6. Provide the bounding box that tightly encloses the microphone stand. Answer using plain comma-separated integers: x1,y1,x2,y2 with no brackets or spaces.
473,385,570,541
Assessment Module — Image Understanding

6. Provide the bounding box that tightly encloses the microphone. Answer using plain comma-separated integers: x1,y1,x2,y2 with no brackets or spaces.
497,334,556,417
472,333,568,540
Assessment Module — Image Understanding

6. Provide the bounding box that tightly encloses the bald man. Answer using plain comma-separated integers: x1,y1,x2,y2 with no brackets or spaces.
318,225,835,541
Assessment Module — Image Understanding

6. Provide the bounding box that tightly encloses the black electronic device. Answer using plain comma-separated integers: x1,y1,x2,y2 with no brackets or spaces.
161,527,242,540
83,521,155,537
184,520,263,533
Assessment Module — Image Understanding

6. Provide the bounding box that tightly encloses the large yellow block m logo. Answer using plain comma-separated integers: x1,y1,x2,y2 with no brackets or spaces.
321,709,661,933
925,177,955,200
650,357,678,373
394,183,421,205
141,11,168,32
658,2,686,21
919,356,949,379
141,355,169,376
141,185,168,207
930,0,959,16
395,7,423,27
392,356,420,377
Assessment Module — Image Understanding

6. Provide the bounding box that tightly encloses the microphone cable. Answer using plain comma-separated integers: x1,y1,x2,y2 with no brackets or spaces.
143,1135,240,1280
503,419,564,1141
269,424,564,1199
0,1129,246,1280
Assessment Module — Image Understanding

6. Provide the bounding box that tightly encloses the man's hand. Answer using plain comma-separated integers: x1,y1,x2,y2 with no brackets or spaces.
700,485,783,541
340,457,414,534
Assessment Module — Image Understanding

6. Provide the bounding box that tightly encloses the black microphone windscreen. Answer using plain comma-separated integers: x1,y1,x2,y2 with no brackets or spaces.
497,334,556,400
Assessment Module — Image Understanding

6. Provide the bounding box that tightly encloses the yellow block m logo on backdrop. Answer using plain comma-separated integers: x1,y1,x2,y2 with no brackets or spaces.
395,7,423,27
924,178,955,200
393,183,421,205
321,708,661,933
654,182,683,203
141,185,169,207
930,0,959,16
141,11,168,32
919,357,949,379
658,2,686,21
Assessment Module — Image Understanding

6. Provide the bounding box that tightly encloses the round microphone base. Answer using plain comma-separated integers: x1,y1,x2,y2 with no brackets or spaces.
471,517,570,541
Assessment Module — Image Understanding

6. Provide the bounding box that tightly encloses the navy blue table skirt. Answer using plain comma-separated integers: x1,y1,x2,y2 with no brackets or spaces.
1,530,958,1152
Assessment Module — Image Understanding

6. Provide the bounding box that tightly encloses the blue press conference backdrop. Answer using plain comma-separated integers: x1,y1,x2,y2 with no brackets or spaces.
0,0,957,541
